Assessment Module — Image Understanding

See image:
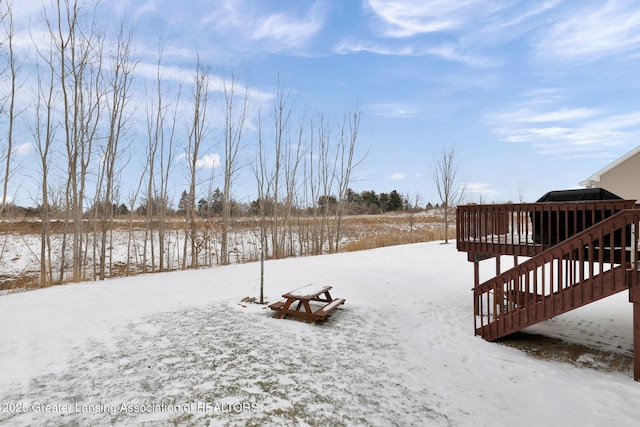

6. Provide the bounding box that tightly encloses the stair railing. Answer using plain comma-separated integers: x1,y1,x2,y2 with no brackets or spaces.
474,209,640,340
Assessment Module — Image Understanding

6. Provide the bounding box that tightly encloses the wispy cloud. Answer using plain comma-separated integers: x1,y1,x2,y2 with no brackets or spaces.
465,182,499,197
333,39,416,56
176,153,221,169
114,0,328,58
365,0,489,38
132,0,159,21
14,142,33,156
492,107,601,124
134,62,197,86
364,0,558,42
536,1,640,61
488,96,640,158
200,0,328,53
250,2,327,50
360,1,556,67
334,39,495,67
133,62,273,108
391,173,407,180
423,42,498,68
196,153,222,169
367,102,419,118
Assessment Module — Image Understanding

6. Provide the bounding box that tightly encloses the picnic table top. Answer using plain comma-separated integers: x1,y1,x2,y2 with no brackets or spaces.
282,284,332,299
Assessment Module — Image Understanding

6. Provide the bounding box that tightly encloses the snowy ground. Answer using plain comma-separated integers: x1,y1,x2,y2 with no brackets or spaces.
1,242,640,426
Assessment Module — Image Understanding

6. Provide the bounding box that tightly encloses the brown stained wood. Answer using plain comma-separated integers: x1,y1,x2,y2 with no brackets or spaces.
478,266,629,341
457,200,635,259
635,303,640,381
461,203,640,380
271,285,345,323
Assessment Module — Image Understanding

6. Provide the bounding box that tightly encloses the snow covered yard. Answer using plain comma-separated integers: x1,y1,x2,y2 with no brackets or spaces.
2,242,640,426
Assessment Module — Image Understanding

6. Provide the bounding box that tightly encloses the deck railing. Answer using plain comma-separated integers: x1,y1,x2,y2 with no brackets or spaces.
456,200,636,259
473,208,640,340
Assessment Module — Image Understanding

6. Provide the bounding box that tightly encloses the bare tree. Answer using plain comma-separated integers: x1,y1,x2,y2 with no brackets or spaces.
305,117,322,255
183,57,210,269
517,180,526,203
253,111,271,303
334,108,365,250
404,192,423,232
283,117,306,256
269,79,294,259
141,39,181,272
126,170,146,276
31,55,58,287
220,73,249,265
316,113,336,252
156,49,180,272
432,144,464,243
301,113,332,256
0,3,20,216
42,0,105,281
142,94,159,273
96,20,135,280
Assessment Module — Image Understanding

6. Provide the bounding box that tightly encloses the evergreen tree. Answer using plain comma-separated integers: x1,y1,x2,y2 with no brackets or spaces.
345,188,362,204
210,188,224,214
197,198,209,216
361,190,379,208
378,193,390,211
388,190,403,211
318,195,338,212
177,190,188,215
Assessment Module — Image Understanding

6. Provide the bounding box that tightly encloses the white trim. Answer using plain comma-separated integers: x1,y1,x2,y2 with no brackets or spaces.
580,145,640,187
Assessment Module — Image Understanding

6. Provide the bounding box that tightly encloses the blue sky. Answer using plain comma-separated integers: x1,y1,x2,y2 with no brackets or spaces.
7,0,640,206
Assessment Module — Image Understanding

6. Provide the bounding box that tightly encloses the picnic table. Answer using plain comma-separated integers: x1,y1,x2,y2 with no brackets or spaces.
269,284,345,322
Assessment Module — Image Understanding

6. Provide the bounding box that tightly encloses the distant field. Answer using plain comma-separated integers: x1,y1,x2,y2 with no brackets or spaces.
0,210,454,293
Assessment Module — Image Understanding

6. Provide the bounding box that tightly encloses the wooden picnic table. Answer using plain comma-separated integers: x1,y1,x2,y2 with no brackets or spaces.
269,284,345,322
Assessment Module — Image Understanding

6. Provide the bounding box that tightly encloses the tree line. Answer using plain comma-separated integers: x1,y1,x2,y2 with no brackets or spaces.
5,186,443,218
0,1,464,290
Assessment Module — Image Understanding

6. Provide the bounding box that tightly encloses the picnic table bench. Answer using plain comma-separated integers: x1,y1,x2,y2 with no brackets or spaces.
269,284,345,322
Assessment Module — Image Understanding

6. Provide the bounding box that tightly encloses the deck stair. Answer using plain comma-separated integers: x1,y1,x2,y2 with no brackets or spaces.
457,201,640,379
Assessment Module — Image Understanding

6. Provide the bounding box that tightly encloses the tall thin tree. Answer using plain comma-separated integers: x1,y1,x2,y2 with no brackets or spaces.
432,144,464,243
0,3,20,216
43,0,104,281
220,73,249,265
183,57,210,269
31,56,58,287
334,108,365,251
97,20,135,280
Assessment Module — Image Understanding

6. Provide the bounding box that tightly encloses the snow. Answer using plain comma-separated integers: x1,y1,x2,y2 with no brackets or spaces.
320,298,345,312
283,284,330,298
1,241,640,426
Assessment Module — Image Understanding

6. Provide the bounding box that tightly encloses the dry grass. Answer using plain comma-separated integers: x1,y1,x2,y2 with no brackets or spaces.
0,274,41,292
336,211,454,252
340,227,453,252
0,210,452,292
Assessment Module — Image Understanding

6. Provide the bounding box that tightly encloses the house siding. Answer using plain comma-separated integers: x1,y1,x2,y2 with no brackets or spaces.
591,151,640,202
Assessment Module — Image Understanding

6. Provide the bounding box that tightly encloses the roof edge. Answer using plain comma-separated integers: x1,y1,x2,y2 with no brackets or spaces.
581,145,640,186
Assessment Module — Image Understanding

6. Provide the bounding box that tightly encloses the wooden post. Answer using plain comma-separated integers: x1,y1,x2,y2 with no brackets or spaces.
630,222,640,381
635,302,640,381
474,258,480,317
474,258,480,287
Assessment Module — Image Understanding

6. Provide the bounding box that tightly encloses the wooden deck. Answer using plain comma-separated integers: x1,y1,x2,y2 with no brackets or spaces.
457,200,635,260
456,200,640,380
